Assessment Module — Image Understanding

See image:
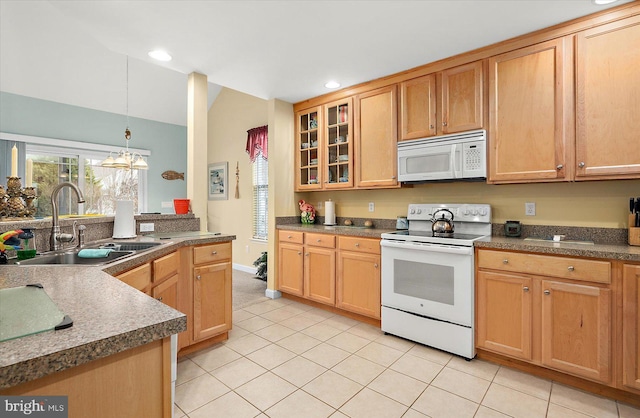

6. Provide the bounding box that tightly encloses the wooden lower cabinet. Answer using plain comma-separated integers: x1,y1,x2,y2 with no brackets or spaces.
278,231,381,319
623,263,640,391
541,280,611,383
116,262,152,293
278,242,304,296
304,246,336,305
152,273,179,310
477,271,532,360
476,249,612,384
193,260,232,341
337,250,380,319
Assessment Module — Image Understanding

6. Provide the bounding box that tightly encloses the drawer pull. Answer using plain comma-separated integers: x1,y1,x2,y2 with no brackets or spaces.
196,275,201,280
355,243,360,247
156,296,163,302
523,286,529,292
544,289,550,295
567,266,574,272
211,251,218,255
288,235,292,239
317,239,321,243
503,259,509,264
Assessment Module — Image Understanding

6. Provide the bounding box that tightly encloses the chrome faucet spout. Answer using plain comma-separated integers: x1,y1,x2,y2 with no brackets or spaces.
50,182,86,251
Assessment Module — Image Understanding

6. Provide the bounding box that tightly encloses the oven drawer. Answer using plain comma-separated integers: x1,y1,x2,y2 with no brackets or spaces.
278,230,304,244
339,236,380,254
477,249,611,284
306,233,336,248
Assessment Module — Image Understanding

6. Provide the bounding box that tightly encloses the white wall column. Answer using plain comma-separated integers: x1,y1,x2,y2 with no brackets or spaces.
187,72,208,232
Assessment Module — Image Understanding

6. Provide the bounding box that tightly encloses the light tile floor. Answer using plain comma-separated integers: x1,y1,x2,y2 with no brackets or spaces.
175,298,640,418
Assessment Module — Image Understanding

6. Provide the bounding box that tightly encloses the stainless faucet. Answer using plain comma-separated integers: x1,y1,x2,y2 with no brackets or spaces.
50,182,86,251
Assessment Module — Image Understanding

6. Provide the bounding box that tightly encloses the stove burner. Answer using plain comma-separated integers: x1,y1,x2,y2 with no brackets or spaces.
433,231,454,238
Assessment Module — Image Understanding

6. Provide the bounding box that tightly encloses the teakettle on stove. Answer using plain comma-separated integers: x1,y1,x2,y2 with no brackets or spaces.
431,209,455,237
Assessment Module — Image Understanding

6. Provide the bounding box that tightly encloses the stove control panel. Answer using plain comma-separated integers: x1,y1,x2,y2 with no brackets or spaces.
407,203,491,223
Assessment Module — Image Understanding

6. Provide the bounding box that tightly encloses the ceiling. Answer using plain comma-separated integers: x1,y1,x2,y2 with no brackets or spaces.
0,0,633,126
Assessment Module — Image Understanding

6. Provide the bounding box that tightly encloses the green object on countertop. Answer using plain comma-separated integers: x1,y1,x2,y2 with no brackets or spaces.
16,249,37,260
77,249,114,258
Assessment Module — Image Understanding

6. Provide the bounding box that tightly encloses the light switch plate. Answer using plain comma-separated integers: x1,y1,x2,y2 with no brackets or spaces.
140,223,155,232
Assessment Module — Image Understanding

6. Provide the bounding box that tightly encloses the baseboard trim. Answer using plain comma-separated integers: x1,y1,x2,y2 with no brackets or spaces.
233,263,257,274
265,289,282,299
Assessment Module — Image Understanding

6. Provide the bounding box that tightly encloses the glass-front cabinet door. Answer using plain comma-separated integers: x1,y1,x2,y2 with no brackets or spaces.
296,107,322,190
324,98,353,189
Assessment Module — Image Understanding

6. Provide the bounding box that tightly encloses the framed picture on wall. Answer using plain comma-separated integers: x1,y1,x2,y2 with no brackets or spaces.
208,162,228,200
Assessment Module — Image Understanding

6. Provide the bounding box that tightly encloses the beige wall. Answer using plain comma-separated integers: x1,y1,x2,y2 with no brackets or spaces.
208,88,268,268
298,179,640,229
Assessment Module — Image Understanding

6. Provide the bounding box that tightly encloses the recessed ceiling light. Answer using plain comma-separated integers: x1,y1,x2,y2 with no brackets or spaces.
148,50,172,61
592,0,618,5
325,81,340,89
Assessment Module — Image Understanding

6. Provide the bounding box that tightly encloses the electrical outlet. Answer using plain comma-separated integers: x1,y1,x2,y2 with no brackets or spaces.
317,201,323,209
525,202,536,216
245,245,250,253
161,201,173,208
139,223,155,232
368,202,375,212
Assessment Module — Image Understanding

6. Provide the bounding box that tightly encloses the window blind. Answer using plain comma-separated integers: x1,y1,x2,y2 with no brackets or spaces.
252,153,268,240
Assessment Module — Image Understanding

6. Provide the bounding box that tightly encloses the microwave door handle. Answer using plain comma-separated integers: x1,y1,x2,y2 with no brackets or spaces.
451,144,462,179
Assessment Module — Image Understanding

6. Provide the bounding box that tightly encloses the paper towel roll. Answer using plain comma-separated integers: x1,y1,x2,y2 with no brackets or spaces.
113,200,136,238
324,200,336,225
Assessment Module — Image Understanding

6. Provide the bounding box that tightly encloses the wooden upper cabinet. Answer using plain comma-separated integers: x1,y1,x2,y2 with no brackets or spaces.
355,85,399,189
295,106,323,191
324,98,354,189
399,61,483,141
488,38,572,184
575,15,640,180
400,74,436,140
440,60,484,134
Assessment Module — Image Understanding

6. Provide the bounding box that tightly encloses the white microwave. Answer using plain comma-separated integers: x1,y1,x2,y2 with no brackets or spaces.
397,130,486,182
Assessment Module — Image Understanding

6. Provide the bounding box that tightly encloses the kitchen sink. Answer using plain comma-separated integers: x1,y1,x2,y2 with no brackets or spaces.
15,250,136,266
97,242,164,251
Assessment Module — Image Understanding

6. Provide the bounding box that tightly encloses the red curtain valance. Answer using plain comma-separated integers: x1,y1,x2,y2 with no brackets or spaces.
246,125,268,162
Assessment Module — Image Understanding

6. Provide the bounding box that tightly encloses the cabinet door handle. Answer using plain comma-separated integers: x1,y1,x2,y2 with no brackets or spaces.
567,266,575,272
578,162,585,168
442,122,448,127
156,296,163,301
523,286,529,292
196,275,201,280
305,253,309,256
503,259,509,264
297,251,302,255
211,251,218,255
556,164,563,170
429,124,434,129
544,289,550,295
374,263,379,268
391,176,396,179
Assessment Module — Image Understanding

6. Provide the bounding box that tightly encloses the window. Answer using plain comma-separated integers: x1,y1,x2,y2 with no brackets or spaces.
252,154,268,240
26,144,147,217
0,134,148,217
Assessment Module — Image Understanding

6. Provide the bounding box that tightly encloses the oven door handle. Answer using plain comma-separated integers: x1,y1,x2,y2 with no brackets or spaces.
381,239,473,255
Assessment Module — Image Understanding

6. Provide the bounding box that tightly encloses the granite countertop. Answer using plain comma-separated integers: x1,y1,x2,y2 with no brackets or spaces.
476,236,640,262
277,223,394,239
0,232,236,390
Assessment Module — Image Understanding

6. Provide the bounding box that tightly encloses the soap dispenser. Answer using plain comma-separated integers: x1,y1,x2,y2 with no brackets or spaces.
17,229,37,260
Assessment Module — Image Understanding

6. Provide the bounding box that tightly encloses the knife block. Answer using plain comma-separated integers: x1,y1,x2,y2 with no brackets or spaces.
629,214,640,246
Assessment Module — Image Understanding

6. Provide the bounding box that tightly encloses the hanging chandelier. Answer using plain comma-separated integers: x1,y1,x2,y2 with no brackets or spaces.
101,56,148,170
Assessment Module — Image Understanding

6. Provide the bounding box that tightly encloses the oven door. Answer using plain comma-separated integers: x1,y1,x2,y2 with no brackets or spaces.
381,239,473,326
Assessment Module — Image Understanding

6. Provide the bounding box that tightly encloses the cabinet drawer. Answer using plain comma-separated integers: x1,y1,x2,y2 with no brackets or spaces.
477,250,611,284
306,233,336,248
117,263,152,292
193,242,232,265
338,236,381,254
153,251,180,283
279,230,304,244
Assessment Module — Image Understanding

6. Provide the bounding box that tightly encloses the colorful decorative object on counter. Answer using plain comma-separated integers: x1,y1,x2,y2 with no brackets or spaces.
298,200,316,224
